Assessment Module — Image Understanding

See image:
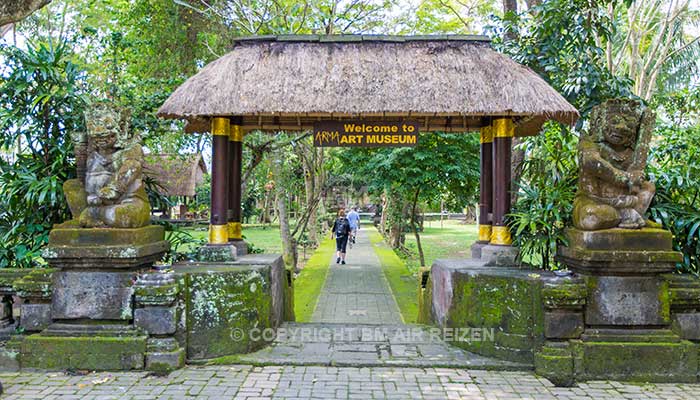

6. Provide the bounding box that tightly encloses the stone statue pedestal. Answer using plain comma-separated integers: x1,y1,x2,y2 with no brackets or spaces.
20,225,169,371
549,228,697,383
558,228,680,326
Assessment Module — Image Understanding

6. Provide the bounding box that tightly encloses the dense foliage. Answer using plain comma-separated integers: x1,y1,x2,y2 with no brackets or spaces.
509,123,578,270
336,133,480,266
489,0,700,273
647,119,700,275
0,42,88,267
491,0,633,115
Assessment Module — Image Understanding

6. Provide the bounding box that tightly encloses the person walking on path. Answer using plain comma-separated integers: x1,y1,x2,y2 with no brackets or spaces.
347,206,361,244
332,209,351,265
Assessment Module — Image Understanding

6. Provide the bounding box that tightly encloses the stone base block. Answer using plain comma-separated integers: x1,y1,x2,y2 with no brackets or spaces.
572,338,698,383
19,303,51,332
198,244,238,262
470,242,488,259
134,306,177,335
21,334,147,370
585,275,670,326
558,228,681,274
145,338,185,374
174,254,285,360
0,325,16,341
430,259,547,364
535,342,575,387
42,225,169,269
565,227,673,251
544,311,583,339
229,240,248,256
146,347,185,374
673,313,700,340
480,245,520,267
0,346,20,371
52,270,135,320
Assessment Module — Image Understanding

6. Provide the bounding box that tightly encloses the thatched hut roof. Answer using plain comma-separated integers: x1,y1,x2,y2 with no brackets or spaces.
158,35,578,136
144,153,207,197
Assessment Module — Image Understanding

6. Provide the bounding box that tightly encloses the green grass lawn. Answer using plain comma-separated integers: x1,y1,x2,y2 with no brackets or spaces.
179,224,332,323
402,219,478,272
292,237,335,322
369,228,419,324
180,224,284,254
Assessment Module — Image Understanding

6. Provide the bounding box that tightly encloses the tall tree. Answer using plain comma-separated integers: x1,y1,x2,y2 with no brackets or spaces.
1,0,51,31
607,0,699,100
337,132,480,266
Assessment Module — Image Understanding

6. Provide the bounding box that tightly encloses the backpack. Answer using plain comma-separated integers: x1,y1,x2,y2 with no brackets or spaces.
335,217,349,237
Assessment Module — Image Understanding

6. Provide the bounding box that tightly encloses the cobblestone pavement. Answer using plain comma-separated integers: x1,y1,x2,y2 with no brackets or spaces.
312,229,403,324
2,365,700,400
239,322,527,369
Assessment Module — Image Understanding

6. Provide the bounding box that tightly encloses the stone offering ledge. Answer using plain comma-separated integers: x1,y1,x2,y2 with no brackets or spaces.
42,226,170,269
427,226,700,386
0,252,291,374
0,218,291,374
48,225,166,246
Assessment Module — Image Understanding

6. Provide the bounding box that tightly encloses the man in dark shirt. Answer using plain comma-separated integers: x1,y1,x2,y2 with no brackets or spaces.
332,209,351,265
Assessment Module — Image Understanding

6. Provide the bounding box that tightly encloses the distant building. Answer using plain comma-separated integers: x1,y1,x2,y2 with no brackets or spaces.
144,153,207,218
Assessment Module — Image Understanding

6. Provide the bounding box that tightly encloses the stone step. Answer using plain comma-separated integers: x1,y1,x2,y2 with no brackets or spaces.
237,322,532,370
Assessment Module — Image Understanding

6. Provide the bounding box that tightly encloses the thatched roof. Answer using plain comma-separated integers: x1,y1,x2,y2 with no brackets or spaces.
158,35,579,136
144,153,207,197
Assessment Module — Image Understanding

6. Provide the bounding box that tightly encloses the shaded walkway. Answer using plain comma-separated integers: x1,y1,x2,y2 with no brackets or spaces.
312,229,402,324
243,229,528,370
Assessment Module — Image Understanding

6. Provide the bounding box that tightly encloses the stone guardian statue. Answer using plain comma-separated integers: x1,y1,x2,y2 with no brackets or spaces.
573,99,657,230
62,102,150,228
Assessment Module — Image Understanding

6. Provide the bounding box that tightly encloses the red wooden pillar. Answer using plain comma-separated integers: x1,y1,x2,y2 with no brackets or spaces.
209,117,230,244
478,124,493,243
228,117,244,241
491,118,514,246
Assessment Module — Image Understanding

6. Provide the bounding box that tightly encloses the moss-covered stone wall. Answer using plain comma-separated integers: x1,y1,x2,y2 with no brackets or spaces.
431,260,545,364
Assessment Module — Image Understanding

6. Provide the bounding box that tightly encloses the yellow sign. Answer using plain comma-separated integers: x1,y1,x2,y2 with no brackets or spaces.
313,121,419,147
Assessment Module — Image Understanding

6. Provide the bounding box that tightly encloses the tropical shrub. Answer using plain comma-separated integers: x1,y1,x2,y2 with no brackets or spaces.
0,41,89,268
648,124,700,275
509,123,578,270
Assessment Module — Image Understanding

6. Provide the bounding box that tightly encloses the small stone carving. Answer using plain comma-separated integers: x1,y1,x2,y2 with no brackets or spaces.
63,103,150,228
573,99,657,230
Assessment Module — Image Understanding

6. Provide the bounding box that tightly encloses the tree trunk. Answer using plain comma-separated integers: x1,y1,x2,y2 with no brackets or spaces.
503,0,518,40
272,153,297,270
410,188,426,267
0,0,51,27
511,137,524,206
312,148,326,237
380,190,389,234
297,142,325,246
277,194,297,271
388,191,406,249
503,0,524,208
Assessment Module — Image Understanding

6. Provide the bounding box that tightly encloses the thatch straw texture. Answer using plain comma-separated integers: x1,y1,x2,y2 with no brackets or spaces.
158,35,578,135
144,153,206,197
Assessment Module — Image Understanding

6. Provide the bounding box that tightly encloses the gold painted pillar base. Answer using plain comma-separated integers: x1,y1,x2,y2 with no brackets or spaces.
228,222,242,241
490,226,512,246
208,224,229,244
478,224,492,243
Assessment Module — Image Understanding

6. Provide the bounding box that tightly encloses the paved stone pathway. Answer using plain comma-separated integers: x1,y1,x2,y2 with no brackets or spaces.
312,229,402,324
239,322,527,369
244,229,526,369
5,231,700,399
3,365,700,399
